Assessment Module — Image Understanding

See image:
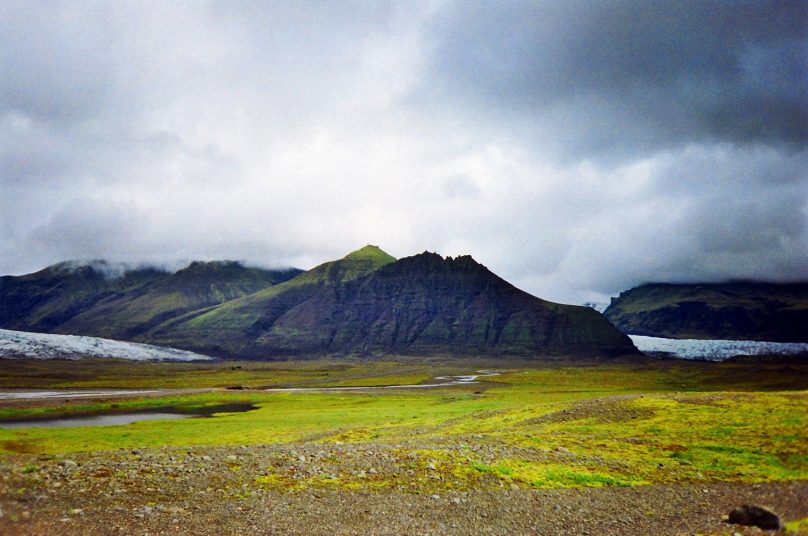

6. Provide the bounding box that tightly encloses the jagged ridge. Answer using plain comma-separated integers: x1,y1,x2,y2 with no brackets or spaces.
0,247,637,358
151,248,636,358
0,260,302,339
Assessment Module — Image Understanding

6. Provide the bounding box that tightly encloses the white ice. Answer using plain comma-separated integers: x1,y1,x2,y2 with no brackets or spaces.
0,328,213,362
630,334,808,361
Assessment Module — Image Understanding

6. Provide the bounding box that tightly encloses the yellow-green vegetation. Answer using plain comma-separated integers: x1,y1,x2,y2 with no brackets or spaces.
182,245,395,332
0,358,445,390
785,516,808,534
1,359,805,493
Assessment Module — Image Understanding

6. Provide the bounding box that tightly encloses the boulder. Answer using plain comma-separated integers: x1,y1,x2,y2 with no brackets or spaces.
727,504,782,531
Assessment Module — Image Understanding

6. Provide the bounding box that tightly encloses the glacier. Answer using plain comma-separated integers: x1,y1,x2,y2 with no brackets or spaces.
0,328,213,361
630,334,808,361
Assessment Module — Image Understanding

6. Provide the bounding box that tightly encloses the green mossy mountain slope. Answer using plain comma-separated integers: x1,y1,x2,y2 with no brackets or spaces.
1,246,637,358
150,247,636,358
604,282,808,342
0,260,301,339
146,245,399,354
0,262,168,332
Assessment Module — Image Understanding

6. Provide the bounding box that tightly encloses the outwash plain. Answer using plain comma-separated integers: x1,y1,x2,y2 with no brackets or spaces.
4,0,807,533
0,357,806,535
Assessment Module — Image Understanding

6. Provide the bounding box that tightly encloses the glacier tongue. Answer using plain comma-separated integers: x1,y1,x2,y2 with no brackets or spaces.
4,328,805,362
0,329,213,361
630,335,808,361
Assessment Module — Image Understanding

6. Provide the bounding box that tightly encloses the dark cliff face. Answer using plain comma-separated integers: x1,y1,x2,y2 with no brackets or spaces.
0,260,301,338
0,262,167,332
1,248,637,358
306,252,634,356
603,282,808,342
156,249,637,358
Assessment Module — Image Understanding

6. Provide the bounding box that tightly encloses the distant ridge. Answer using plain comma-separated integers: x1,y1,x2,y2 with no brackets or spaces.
604,282,808,342
0,247,637,359
149,247,637,358
0,260,302,338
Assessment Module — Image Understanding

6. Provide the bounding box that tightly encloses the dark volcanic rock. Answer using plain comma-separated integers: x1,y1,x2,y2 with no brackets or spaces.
727,504,783,531
0,260,301,339
0,262,167,332
155,247,637,358
1,247,637,359
604,282,808,342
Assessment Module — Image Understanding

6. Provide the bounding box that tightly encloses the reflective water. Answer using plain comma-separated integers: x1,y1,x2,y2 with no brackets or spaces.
0,389,159,401
264,370,501,392
0,403,257,429
0,412,191,429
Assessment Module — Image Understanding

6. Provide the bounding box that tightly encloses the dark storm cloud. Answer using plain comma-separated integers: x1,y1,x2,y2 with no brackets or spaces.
423,0,807,159
0,1,806,305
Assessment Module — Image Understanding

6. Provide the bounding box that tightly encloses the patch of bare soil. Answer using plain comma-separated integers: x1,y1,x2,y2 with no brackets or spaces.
522,395,654,426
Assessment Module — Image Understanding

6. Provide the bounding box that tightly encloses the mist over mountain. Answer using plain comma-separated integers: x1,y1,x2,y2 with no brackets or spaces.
147,246,637,358
2,2,805,306
0,246,636,359
0,260,302,338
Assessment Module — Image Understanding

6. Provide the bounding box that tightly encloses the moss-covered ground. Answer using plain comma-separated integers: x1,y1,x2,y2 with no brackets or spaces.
0,357,805,493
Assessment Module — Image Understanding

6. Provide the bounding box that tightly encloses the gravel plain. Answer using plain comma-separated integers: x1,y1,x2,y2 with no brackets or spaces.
1,443,806,535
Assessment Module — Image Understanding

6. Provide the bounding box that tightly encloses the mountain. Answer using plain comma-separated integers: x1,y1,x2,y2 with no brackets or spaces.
604,282,808,342
146,245,399,354
1,247,637,358
0,261,168,332
0,260,302,338
149,246,636,358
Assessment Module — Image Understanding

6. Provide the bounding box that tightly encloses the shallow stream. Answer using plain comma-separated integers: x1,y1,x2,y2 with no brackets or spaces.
0,371,502,429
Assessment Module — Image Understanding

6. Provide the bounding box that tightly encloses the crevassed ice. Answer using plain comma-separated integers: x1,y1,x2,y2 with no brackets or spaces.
630,335,808,361
0,328,212,361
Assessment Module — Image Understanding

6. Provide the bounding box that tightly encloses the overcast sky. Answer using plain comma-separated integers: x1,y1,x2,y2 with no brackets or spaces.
1,1,806,304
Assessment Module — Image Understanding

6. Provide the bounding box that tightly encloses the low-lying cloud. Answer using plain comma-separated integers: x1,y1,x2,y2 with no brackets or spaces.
1,1,806,304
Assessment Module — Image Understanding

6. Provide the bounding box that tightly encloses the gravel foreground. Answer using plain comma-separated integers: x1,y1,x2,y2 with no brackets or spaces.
1,444,806,536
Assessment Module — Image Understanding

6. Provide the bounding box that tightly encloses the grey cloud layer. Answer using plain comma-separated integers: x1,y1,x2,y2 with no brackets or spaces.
424,0,807,159
1,1,806,304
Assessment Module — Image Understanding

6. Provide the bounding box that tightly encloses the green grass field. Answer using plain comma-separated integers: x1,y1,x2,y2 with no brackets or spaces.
1,358,806,492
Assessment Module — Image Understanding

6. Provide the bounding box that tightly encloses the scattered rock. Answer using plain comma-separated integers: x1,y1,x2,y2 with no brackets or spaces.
2,443,806,535
727,504,782,531
92,467,113,478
